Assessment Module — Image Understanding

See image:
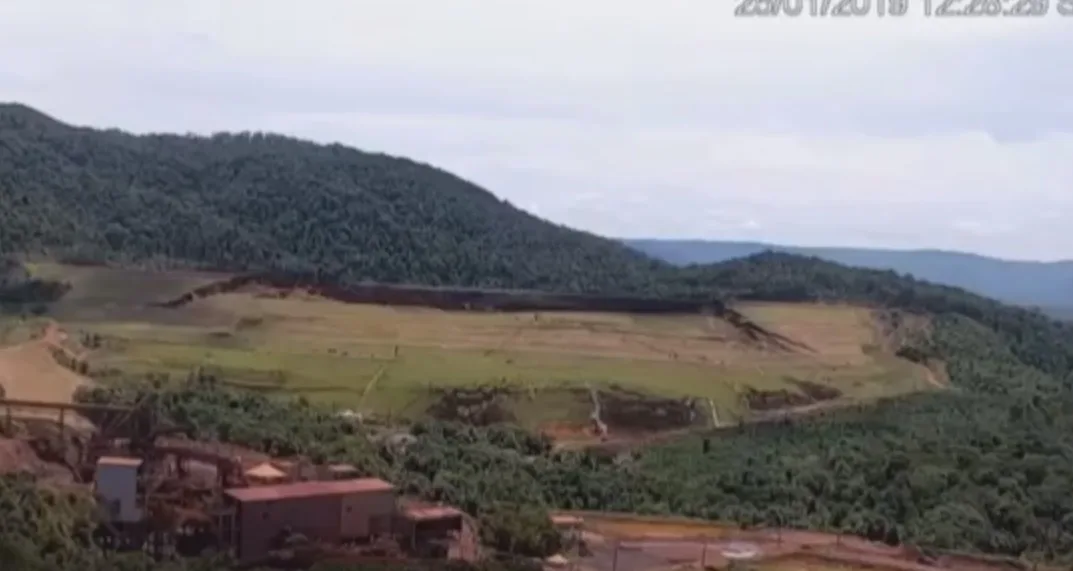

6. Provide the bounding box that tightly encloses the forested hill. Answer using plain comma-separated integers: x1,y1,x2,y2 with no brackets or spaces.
626,238,1073,310
7,104,1073,565
1,102,1069,347
0,103,664,294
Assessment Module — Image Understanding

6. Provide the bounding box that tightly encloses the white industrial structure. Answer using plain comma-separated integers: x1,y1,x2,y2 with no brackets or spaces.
94,456,143,523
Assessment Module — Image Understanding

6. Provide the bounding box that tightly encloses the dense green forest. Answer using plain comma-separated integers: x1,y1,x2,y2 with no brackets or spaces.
0,103,663,294
3,103,1073,568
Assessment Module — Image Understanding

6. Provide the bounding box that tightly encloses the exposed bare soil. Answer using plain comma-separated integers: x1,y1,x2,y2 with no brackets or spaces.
0,437,47,473
559,513,1036,571
0,322,95,427
0,436,77,485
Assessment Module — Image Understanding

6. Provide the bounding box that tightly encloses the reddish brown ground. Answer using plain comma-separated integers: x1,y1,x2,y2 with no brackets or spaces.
0,437,47,473
0,436,77,485
0,322,92,401
556,513,1034,571
542,421,605,450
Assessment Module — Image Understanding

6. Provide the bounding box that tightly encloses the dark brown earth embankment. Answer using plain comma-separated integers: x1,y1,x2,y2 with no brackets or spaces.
743,378,842,411
147,273,816,356
150,273,725,315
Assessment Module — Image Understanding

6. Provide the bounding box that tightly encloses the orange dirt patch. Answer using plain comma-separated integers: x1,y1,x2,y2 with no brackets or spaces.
559,513,1038,571
921,363,949,389
0,437,46,473
542,421,600,445
0,321,94,427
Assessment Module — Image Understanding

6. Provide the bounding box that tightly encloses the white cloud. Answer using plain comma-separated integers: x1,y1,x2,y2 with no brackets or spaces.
1,0,1071,260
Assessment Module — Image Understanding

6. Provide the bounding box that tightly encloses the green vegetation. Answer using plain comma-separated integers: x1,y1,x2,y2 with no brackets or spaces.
67,265,1073,563
0,104,663,294
2,103,1073,568
1045,306,1073,321
626,238,1073,310
38,266,935,424
0,258,69,313
0,473,98,570
478,503,562,557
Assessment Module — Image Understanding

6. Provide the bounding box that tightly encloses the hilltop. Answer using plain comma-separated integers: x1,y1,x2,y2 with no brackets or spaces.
626,238,1073,311
0,103,663,294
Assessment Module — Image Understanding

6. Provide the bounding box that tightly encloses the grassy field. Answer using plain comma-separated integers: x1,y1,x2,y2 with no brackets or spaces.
16,264,941,431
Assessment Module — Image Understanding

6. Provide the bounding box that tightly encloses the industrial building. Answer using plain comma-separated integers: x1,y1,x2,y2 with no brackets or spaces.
76,416,471,567
3,395,472,565
85,446,470,564
94,456,144,523
399,504,465,558
221,478,397,564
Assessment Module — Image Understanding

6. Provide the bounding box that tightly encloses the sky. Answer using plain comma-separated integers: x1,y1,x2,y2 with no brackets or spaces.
1,1,1072,261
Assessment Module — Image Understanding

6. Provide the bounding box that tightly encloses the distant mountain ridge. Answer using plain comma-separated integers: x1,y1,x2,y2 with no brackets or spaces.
624,239,1073,313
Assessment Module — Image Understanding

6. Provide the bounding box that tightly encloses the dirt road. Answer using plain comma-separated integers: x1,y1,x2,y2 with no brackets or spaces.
0,321,94,427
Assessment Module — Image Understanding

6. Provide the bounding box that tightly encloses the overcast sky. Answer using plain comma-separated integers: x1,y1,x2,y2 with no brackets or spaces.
2,1,1071,261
